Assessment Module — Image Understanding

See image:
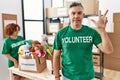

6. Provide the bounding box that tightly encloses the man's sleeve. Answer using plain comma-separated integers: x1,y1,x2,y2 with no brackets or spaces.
53,32,62,50
93,31,102,47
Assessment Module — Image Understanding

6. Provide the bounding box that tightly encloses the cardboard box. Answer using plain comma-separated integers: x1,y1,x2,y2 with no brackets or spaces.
93,55,100,66
46,54,53,60
47,23,63,33
108,33,120,58
93,55,100,61
81,0,98,15
46,7,68,18
113,22,120,34
104,33,120,71
113,13,120,22
19,56,46,73
57,7,68,17
66,0,98,15
94,66,100,73
94,60,100,66
104,55,120,71
46,8,57,18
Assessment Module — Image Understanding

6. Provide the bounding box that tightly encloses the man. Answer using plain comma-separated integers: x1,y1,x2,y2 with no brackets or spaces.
53,2,113,80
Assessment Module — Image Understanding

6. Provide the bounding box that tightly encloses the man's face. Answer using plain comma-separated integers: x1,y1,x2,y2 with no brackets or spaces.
69,6,84,27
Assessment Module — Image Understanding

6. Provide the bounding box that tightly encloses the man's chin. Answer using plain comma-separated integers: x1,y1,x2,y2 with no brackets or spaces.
73,24,80,27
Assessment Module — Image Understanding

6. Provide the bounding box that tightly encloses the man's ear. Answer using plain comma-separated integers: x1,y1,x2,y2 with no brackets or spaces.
83,13,85,17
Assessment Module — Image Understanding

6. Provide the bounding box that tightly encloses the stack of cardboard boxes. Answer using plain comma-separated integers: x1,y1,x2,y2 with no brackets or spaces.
104,13,120,71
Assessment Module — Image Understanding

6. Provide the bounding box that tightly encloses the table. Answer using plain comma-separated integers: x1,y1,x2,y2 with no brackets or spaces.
9,60,57,80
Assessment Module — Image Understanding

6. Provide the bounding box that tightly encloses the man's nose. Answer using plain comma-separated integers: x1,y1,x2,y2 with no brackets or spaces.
74,13,79,18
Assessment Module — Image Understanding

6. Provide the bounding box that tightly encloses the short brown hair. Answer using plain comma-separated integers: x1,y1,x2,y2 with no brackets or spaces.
69,2,84,9
4,23,20,36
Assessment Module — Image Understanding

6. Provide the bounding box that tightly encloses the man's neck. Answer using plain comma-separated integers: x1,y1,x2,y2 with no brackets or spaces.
70,24,82,30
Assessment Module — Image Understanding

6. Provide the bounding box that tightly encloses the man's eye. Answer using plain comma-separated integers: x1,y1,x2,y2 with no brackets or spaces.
78,12,82,14
78,12,81,14
72,12,75,15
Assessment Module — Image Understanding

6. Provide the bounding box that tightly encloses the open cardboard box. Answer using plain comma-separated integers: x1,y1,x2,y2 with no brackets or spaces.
19,56,46,73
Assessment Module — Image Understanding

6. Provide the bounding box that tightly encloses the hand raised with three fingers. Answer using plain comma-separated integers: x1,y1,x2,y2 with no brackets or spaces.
91,10,108,33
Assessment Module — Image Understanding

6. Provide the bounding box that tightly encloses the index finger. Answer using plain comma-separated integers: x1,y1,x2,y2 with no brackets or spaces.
103,10,108,18
98,10,101,18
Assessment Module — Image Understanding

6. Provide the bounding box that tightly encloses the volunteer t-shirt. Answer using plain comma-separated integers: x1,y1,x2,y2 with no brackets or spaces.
2,36,24,67
53,25,102,80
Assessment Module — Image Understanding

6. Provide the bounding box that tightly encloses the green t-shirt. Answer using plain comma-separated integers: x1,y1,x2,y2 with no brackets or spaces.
53,25,102,80
2,36,24,67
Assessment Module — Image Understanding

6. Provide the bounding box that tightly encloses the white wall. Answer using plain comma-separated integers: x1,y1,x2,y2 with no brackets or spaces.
0,0,22,80
99,0,120,32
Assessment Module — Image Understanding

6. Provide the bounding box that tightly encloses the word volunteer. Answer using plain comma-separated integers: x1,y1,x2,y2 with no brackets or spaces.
62,36,93,43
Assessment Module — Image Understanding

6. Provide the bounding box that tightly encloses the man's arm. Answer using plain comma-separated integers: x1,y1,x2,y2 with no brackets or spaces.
53,49,61,80
91,10,113,54
97,32,113,54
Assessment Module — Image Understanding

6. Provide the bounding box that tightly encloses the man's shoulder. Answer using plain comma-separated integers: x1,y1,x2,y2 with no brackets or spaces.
82,25,96,32
58,25,69,33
